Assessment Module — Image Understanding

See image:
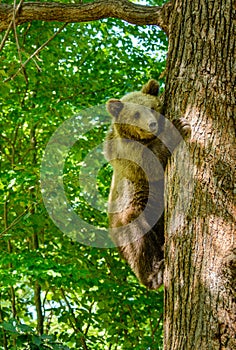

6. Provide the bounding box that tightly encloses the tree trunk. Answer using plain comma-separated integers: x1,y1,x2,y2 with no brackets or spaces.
0,0,234,348
164,0,235,349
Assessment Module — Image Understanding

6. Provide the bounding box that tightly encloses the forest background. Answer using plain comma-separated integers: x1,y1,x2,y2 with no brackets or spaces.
0,0,168,349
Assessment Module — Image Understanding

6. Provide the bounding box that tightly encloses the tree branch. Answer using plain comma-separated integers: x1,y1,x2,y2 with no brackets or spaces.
0,0,172,34
34,281,44,336
0,0,24,51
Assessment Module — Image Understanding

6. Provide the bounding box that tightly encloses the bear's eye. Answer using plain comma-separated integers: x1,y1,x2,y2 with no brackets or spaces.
134,112,140,119
151,107,156,114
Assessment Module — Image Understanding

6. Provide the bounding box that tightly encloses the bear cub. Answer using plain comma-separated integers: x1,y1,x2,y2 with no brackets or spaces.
104,79,191,289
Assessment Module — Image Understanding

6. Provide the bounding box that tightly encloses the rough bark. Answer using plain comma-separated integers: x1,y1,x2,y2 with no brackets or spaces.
0,0,172,34
164,0,235,349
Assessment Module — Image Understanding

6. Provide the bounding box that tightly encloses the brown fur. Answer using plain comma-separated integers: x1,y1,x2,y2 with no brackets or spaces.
104,79,191,289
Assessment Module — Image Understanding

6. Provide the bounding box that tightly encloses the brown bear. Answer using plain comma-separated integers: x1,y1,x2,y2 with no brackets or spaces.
104,79,191,289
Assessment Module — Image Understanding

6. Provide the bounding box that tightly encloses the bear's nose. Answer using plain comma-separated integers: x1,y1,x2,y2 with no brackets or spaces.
149,121,157,132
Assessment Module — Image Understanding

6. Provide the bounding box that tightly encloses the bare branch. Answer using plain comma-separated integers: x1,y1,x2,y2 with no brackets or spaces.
0,0,172,34
4,22,67,82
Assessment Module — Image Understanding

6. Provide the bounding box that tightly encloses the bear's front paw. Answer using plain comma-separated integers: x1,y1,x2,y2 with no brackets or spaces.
173,117,191,138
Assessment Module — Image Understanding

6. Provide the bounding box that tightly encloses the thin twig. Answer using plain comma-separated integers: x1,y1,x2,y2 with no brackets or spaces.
13,0,28,83
60,288,89,350
152,312,163,334
0,204,35,238
0,307,8,350
4,22,68,82
0,0,24,52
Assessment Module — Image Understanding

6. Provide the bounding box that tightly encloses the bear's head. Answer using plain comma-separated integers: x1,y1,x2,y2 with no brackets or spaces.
106,79,164,141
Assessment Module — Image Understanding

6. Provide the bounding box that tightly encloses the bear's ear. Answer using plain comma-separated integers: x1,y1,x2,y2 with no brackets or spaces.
141,79,159,96
106,99,124,118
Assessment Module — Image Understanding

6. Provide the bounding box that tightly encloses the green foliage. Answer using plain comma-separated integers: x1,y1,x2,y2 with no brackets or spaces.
0,3,167,348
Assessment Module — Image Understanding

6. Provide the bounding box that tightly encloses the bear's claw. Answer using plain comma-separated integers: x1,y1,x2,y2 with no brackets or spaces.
146,259,164,290
173,117,191,138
